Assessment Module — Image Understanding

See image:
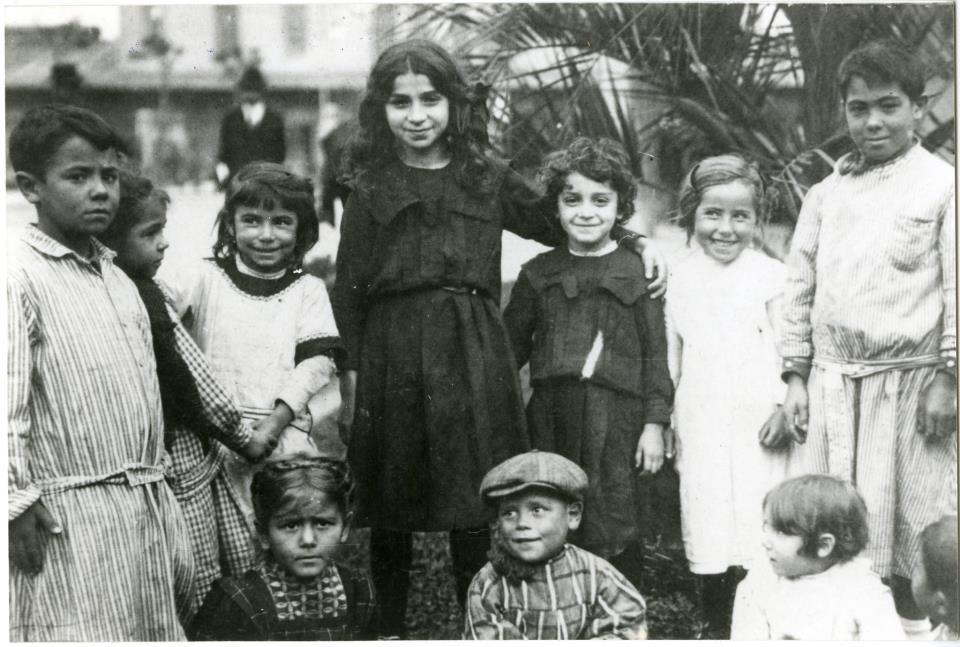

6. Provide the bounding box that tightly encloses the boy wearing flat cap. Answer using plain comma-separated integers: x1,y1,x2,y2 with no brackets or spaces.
463,451,648,640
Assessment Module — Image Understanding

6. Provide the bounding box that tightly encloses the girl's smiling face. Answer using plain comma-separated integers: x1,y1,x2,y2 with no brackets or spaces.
557,172,619,254
262,491,349,581
114,200,169,279
385,71,451,167
693,180,758,264
233,203,298,273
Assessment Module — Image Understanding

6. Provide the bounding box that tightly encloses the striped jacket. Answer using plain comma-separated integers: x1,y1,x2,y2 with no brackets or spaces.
464,544,647,640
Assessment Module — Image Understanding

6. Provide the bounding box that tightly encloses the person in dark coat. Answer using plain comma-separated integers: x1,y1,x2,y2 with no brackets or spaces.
216,67,286,189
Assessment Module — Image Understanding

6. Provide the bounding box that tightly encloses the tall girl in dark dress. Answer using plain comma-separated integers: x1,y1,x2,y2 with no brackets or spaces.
331,39,664,636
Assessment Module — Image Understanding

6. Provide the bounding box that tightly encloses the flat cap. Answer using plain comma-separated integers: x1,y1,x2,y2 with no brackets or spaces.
480,451,589,502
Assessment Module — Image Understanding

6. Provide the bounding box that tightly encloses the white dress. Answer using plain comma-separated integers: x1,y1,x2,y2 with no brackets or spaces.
665,246,789,574
731,556,905,640
163,257,341,571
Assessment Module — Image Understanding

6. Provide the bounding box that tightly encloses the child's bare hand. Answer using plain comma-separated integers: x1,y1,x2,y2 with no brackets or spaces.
917,373,957,439
636,423,666,474
782,376,809,444
634,237,668,299
243,427,280,462
758,406,792,449
9,501,61,575
338,370,358,446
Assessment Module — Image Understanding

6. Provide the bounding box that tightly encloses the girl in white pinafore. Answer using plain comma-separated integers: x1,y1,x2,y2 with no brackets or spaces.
664,154,791,638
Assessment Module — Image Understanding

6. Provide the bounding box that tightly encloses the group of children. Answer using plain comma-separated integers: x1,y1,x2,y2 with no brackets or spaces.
7,35,957,642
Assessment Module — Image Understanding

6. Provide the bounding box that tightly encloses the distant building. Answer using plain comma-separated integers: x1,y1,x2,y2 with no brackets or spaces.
6,5,377,186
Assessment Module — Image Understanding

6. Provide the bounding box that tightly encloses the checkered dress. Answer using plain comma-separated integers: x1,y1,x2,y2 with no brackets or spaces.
162,290,255,611
189,560,376,640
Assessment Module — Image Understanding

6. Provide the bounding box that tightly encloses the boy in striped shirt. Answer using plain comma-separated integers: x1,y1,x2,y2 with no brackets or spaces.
7,105,192,640
463,451,647,639
780,40,956,638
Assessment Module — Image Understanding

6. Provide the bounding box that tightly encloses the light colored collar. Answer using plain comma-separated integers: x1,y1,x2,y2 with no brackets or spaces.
235,254,287,279
25,224,115,264
241,101,265,128
568,239,618,257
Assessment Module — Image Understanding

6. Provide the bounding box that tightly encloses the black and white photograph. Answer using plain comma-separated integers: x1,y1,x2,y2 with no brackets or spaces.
4,2,957,641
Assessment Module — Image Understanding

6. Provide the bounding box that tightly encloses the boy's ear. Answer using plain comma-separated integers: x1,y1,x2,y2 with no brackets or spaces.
15,171,43,205
815,532,837,559
566,501,583,531
257,528,271,553
339,512,353,543
911,95,928,120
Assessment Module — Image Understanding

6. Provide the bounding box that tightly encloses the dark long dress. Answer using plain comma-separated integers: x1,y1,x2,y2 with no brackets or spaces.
332,159,563,531
503,247,674,558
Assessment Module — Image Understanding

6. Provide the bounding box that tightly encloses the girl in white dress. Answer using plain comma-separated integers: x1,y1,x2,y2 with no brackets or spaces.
665,154,792,638
164,163,342,577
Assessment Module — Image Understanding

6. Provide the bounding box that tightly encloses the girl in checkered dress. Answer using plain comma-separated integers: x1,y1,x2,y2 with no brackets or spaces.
100,171,277,614
189,455,376,640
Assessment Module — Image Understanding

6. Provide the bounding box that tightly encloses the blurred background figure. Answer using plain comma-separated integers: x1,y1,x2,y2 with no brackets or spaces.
215,66,286,189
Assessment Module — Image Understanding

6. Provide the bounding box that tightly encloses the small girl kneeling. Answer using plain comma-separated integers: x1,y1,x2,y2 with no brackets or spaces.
731,474,904,640
189,455,375,640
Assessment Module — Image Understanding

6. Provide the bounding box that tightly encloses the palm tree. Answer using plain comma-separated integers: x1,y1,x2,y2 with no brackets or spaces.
405,3,954,224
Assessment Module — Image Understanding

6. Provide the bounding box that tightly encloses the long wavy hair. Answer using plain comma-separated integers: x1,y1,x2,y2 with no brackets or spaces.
343,39,497,195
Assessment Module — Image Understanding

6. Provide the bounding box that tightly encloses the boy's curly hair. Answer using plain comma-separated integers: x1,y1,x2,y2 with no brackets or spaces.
764,474,869,562
212,162,319,270
251,454,355,533
838,39,926,103
538,137,637,223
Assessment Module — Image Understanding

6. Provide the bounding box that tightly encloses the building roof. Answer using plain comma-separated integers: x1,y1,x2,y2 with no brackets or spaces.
5,25,363,92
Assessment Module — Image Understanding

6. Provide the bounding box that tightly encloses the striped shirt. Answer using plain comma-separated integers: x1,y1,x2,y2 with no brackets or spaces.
8,226,190,640
780,143,956,363
464,544,647,640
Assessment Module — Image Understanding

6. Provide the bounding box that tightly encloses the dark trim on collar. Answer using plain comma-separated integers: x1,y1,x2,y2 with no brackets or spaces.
214,257,302,297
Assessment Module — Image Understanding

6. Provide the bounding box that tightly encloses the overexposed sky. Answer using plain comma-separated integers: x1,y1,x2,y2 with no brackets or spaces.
5,4,121,40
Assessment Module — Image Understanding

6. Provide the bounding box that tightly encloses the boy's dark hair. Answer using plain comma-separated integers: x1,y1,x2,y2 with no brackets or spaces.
213,162,319,269
677,153,768,240
838,39,926,102
538,137,637,223
919,516,959,625
9,104,129,179
345,38,496,195
100,171,170,248
764,474,869,562
251,455,354,532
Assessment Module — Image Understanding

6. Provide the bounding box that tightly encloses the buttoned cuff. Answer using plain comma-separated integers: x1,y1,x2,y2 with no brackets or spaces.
781,357,812,383
9,484,42,521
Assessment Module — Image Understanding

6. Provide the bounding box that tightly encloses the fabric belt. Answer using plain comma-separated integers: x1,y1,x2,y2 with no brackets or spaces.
813,354,940,479
37,463,167,496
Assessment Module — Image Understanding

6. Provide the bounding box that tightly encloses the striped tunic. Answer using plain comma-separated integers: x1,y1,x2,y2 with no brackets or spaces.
464,544,647,640
8,226,192,641
779,144,957,578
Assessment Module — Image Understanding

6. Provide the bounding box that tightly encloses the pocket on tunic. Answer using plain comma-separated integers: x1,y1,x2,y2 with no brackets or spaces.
888,213,938,272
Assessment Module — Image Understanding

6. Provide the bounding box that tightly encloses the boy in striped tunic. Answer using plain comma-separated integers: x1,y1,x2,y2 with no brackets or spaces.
464,451,647,639
7,105,193,640
780,40,957,638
